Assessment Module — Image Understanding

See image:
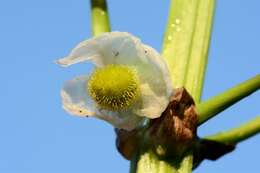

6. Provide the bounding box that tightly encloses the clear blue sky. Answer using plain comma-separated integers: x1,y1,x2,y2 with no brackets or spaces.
0,0,259,173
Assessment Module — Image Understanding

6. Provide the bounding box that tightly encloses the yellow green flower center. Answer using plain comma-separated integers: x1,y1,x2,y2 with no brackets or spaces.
88,64,140,111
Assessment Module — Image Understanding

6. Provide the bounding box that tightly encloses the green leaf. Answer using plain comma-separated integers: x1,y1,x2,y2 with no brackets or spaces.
198,75,260,125
91,0,110,36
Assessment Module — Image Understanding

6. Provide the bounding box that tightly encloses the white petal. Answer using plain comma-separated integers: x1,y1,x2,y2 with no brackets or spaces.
61,75,96,117
56,39,102,67
131,45,173,118
134,83,169,118
95,109,145,131
56,32,150,68
93,32,148,65
142,44,173,98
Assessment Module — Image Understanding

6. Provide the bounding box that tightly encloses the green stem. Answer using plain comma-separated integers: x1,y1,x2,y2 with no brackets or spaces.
162,0,199,88
197,74,260,125
176,153,193,173
130,152,139,173
135,149,177,173
132,148,193,173
184,0,215,103
205,116,260,144
90,0,110,36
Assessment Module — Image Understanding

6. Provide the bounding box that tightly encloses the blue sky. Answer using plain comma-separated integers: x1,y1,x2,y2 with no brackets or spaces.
0,0,259,173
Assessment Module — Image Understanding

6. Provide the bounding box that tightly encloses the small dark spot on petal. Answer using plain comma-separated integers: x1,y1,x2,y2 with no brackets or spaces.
113,51,119,57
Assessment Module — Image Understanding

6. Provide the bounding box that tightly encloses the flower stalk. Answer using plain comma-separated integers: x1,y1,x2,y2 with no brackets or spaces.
183,0,215,103
197,74,260,125
131,149,193,173
205,116,260,144
162,0,200,88
91,0,110,36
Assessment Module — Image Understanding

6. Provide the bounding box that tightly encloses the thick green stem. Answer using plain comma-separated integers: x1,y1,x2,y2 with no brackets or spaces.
197,74,260,125
134,149,177,173
132,148,193,173
162,0,215,100
184,0,215,103
162,0,199,88
205,116,260,144
90,0,110,36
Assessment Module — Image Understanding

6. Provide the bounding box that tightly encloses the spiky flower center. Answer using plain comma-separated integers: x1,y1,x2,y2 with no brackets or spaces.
88,64,140,111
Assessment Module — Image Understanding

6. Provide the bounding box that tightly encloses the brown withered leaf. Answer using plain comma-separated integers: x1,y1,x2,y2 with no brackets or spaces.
148,87,198,158
193,139,235,169
115,128,139,160
115,87,236,165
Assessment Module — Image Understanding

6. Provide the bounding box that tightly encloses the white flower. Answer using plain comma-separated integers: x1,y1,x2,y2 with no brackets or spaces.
57,32,173,130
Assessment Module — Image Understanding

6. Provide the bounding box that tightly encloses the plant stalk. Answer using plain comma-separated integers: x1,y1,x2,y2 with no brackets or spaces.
205,116,260,144
161,0,199,88
184,0,215,103
90,0,110,36
131,148,193,173
197,74,260,125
